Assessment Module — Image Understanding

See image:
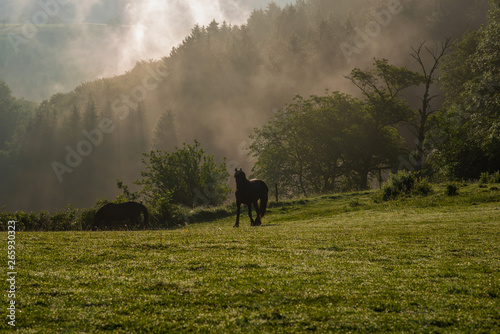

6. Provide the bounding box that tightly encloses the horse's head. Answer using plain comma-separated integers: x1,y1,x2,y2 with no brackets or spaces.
234,168,245,177
234,168,247,187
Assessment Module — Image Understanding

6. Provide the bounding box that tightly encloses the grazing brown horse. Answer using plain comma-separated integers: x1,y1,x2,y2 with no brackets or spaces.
94,202,149,230
234,168,268,227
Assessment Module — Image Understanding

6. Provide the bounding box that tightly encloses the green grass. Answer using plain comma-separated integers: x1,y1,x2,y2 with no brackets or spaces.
1,184,500,332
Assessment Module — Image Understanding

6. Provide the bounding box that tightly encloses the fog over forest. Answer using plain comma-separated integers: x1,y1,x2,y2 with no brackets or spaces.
1,0,294,101
0,0,493,211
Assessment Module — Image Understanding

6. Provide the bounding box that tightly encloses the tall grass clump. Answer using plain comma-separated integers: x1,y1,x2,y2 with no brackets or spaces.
382,171,433,201
480,171,500,184
414,179,433,196
382,171,416,201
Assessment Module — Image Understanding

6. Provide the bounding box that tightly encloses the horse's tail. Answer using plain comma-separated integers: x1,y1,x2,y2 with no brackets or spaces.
260,186,268,218
141,204,149,229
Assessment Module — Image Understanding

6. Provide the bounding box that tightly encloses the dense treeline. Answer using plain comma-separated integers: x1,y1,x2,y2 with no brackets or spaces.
436,1,500,178
0,0,495,211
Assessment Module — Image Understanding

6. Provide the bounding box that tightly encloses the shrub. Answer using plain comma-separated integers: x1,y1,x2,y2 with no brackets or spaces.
491,171,500,183
149,196,180,229
480,171,500,184
414,179,433,196
48,206,79,231
382,171,416,201
0,212,14,231
11,211,38,231
138,141,231,207
78,208,97,230
446,183,459,196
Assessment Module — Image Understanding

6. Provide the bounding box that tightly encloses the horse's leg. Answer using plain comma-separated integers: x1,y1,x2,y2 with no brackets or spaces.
234,202,241,228
253,201,261,226
248,204,255,226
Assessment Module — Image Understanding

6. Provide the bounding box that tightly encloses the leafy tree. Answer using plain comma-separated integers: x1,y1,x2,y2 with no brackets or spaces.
250,95,315,196
467,0,500,171
250,91,393,195
347,59,424,128
440,32,481,104
346,59,424,187
437,0,500,178
137,140,230,207
116,179,141,203
342,111,405,190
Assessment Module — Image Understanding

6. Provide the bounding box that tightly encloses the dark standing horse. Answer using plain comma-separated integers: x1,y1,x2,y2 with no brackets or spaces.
94,202,149,230
234,168,268,227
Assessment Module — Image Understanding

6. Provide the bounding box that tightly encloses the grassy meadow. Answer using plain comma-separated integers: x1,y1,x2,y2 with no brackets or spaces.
1,184,500,332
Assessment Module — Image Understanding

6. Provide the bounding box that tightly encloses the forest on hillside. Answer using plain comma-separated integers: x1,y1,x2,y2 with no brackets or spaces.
0,0,498,211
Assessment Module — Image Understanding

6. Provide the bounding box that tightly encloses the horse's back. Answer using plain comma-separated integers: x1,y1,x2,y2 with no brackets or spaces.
94,202,147,229
250,179,269,192
96,203,117,215
239,179,268,202
96,202,143,219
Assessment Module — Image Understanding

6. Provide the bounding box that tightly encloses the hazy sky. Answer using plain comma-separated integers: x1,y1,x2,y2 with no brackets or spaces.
1,0,295,70
1,0,294,24
0,0,294,99
113,0,294,71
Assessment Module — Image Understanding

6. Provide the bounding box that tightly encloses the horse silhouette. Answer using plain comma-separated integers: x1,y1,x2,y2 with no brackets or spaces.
234,168,268,227
94,201,149,230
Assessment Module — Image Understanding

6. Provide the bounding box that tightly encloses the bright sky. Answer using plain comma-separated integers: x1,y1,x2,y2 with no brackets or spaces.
0,0,294,98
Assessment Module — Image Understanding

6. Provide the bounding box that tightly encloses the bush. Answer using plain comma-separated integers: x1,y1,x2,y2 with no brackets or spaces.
50,206,79,231
9,211,38,231
382,172,433,201
446,183,459,196
414,179,433,196
149,196,180,229
79,208,97,230
480,171,500,184
382,171,416,201
492,171,500,183
480,172,490,184
138,141,231,207
33,211,51,231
